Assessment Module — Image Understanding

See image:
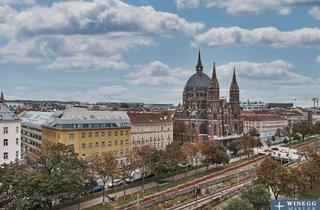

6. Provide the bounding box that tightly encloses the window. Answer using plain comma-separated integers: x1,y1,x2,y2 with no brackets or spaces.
101,132,105,138
16,126,19,133
3,139,8,146
81,133,86,138
3,152,8,160
3,127,8,134
16,151,19,158
120,140,123,145
101,142,105,147
95,142,99,147
89,133,93,138
69,133,75,140
89,143,93,148
81,154,85,160
115,131,118,136
120,131,123,136
108,131,112,137
16,138,19,145
95,132,99,138
126,140,129,144
115,140,118,146
125,130,128,135
82,143,86,149
108,141,112,147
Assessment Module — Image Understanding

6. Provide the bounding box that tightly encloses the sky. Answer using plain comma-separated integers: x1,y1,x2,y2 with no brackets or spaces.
0,0,320,106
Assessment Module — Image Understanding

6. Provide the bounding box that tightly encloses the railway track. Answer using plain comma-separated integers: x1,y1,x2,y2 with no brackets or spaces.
166,180,252,210
116,138,320,210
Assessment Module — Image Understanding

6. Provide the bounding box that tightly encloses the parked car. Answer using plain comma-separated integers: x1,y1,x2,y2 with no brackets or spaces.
89,184,104,193
125,169,142,183
178,163,192,168
107,179,124,188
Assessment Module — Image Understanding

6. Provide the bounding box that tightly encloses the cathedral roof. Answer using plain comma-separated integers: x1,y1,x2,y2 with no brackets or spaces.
185,72,211,92
184,50,210,92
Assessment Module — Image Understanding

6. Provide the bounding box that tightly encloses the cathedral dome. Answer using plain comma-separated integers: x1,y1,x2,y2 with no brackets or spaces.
184,72,211,92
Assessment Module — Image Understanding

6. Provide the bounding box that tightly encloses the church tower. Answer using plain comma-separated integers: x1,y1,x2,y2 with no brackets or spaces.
229,68,241,134
207,62,222,138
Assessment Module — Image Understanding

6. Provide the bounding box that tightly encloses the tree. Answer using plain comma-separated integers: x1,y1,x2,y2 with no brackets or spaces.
227,140,240,156
149,149,168,178
3,143,88,210
256,157,289,199
239,134,261,158
293,121,312,141
247,127,260,137
223,198,255,210
173,121,196,145
201,141,230,170
90,153,118,205
285,168,307,199
166,143,187,179
299,147,320,190
241,184,270,210
131,145,156,192
183,142,202,173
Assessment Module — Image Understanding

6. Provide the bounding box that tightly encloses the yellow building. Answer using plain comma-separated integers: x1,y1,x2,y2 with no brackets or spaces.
42,107,131,160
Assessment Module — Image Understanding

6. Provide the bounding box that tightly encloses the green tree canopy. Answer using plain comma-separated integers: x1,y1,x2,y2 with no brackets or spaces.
241,184,270,210
3,143,88,210
223,198,255,210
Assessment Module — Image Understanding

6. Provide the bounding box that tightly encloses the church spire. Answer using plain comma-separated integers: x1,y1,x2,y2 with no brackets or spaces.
196,49,203,73
209,62,219,88
230,67,239,91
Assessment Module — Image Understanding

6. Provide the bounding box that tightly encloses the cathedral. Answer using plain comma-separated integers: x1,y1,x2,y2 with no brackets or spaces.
176,51,243,142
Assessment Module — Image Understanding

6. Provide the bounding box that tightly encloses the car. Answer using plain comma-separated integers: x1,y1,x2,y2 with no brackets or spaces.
178,163,192,168
107,179,124,188
125,169,142,183
89,184,104,193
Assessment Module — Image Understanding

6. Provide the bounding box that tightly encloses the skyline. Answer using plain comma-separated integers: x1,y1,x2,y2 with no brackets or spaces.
1,0,320,106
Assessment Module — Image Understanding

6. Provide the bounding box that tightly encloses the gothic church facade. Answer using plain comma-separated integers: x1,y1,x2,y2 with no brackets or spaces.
176,51,243,142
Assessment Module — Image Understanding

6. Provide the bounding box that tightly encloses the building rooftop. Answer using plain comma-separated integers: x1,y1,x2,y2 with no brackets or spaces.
48,107,131,129
128,112,172,124
20,111,61,127
0,102,19,121
241,113,285,122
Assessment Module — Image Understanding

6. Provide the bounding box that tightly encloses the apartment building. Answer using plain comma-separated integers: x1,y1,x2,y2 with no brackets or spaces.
0,98,21,164
128,112,173,150
42,107,131,160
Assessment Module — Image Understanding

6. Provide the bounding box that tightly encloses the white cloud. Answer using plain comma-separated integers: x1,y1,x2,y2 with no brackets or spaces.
38,54,128,71
175,0,320,16
1,0,203,39
0,5,16,23
217,60,312,85
128,61,192,86
0,33,153,64
193,26,320,48
0,0,36,6
309,6,320,20
175,0,200,9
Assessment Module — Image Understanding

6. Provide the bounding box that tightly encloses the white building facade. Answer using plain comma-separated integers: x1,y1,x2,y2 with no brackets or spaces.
242,114,288,139
128,112,173,150
0,102,21,165
19,111,59,157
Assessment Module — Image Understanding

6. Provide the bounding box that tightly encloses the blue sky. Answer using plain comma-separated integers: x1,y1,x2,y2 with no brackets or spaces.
1,0,320,106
